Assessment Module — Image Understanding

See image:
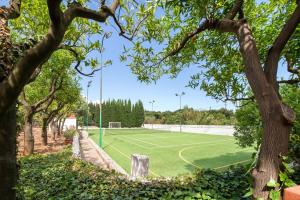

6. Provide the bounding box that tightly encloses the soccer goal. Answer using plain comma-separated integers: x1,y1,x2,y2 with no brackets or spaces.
108,122,121,128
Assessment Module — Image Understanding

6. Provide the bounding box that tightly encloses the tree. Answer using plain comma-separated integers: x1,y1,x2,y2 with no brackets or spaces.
126,0,300,198
19,50,76,154
0,0,142,198
40,65,80,144
234,84,300,162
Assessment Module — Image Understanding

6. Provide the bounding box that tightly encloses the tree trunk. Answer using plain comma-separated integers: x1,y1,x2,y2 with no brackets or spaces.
24,113,34,155
41,118,48,145
235,22,293,199
0,104,17,200
60,118,66,135
252,114,291,199
57,118,62,136
50,121,58,141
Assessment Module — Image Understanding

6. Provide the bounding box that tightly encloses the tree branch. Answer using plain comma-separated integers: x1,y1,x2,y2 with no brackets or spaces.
47,0,63,26
278,79,300,84
286,57,299,75
264,3,300,88
225,96,255,102
225,0,243,20
147,19,240,68
120,14,149,41
60,46,101,77
34,78,62,111
0,0,121,115
1,0,22,19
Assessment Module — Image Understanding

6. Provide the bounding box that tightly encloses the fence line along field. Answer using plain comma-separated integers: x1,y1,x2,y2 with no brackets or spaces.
89,128,254,177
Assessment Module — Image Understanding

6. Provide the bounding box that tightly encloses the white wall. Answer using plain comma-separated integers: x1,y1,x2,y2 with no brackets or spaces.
143,124,235,136
63,118,77,130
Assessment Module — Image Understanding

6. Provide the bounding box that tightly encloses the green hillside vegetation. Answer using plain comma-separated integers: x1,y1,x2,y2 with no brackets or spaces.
145,107,235,125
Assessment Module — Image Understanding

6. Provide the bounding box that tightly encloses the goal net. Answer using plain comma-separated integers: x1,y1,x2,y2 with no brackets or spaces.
108,122,121,128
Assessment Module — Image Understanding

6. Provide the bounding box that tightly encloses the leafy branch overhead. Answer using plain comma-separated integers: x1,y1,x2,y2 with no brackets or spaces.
125,0,300,102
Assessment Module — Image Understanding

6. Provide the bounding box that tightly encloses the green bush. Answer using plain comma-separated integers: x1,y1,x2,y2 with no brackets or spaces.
17,148,251,200
63,128,77,139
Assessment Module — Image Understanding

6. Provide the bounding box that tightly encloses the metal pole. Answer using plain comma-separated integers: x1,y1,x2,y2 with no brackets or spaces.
86,84,88,131
99,32,110,148
86,81,91,132
99,40,103,148
175,92,185,133
149,100,155,129
179,95,182,133
151,102,153,129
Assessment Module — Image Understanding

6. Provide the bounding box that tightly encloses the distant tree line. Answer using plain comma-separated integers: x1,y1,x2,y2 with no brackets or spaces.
145,107,235,125
84,99,145,128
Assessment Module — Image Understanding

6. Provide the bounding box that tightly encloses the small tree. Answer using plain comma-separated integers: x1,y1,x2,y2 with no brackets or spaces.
126,0,300,198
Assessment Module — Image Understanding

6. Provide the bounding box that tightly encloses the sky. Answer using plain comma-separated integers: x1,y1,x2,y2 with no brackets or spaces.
2,0,289,112
78,4,289,112
79,24,233,112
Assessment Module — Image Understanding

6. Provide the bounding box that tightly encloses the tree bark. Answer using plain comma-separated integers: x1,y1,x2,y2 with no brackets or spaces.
0,103,17,200
235,21,293,199
41,117,48,145
23,113,34,155
50,120,58,141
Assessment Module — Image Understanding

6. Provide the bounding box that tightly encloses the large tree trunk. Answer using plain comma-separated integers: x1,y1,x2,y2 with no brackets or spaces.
24,113,34,155
41,117,48,145
252,114,291,198
0,104,17,200
235,22,294,199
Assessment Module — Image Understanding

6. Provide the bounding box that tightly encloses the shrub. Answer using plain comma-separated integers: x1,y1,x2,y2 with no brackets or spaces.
63,128,77,139
16,148,251,200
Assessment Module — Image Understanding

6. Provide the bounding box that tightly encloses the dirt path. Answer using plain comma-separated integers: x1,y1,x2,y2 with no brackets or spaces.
17,127,66,157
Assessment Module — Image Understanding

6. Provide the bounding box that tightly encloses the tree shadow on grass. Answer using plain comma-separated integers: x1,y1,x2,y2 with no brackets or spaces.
184,151,254,172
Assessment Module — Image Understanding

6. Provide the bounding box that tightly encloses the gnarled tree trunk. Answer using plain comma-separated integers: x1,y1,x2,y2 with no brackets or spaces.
23,112,34,155
235,22,294,199
41,117,48,145
0,104,17,200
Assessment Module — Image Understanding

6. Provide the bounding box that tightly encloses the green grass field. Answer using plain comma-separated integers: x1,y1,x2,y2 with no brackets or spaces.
89,128,254,177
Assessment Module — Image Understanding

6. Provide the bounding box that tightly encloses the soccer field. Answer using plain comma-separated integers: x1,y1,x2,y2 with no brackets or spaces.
89,128,254,177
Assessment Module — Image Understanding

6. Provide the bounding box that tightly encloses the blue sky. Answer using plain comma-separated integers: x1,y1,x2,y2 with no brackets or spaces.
2,0,289,112
79,23,233,112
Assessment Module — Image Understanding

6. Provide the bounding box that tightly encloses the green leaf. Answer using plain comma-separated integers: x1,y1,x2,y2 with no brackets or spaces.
267,179,277,188
243,188,253,197
269,190,280,200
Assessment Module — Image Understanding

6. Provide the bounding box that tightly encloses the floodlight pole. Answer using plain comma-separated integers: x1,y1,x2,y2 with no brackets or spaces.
149,100,155,129
86,81,92,132
99,32,111,148
175,92,185,133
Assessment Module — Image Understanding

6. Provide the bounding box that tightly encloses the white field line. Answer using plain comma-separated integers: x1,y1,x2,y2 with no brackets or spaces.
108,144,159,176
154,139,234,149
120,135,161,147
178,145,253,170
112,137,151,150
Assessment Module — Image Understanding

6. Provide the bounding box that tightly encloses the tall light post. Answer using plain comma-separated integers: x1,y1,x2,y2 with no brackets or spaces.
175,92,185,133
149,100,155,129
86,81,92,132
99,32,111,148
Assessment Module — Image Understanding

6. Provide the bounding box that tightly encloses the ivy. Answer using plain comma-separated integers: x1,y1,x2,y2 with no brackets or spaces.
17,148,251,200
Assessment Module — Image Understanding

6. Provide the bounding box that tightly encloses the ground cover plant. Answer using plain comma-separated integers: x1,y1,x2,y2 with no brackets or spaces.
16,148,251,200
89,129,254,177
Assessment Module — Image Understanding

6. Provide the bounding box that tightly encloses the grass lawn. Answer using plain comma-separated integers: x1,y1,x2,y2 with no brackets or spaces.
89,128,254,177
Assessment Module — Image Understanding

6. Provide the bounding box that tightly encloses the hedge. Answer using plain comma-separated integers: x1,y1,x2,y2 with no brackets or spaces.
16,148,250,200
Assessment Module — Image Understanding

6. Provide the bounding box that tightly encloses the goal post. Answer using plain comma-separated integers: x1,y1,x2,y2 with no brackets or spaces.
108,122,121,128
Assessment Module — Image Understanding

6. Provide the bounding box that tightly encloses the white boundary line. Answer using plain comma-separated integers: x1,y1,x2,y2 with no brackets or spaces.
178,144,253,170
